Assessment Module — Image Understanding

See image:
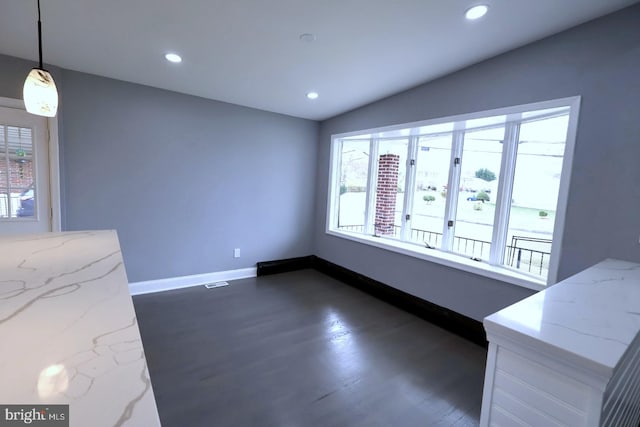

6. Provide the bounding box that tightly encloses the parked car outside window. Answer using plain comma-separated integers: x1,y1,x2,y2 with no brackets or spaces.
17,185,34,217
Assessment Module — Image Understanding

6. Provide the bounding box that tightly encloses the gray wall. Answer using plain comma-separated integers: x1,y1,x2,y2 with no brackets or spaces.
314,4,640,320
0,55,318,282
60,71,318,282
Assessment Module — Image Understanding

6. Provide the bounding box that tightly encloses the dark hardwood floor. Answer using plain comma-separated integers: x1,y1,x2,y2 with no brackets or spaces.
133,269,487,426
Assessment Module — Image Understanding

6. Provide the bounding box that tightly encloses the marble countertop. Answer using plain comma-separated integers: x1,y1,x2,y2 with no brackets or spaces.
0,231,160,426
484,258,640,379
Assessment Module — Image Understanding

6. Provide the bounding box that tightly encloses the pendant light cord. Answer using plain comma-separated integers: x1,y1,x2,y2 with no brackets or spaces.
37,0,43,69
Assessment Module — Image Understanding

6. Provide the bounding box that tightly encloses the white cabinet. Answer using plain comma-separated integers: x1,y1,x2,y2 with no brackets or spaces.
480,259,640,427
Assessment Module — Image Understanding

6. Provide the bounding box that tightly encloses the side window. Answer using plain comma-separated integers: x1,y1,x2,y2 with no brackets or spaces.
503,110,570,276
0,125,35,219
452,124,505,259
336,138,370,232
409,133,452,247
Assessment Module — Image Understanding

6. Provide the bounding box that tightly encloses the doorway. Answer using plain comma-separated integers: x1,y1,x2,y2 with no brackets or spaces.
0,99,60,235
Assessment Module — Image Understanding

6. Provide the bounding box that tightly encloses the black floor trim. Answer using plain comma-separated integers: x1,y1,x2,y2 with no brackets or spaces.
313,257,487,348
256,256,487,348
256,255,316,276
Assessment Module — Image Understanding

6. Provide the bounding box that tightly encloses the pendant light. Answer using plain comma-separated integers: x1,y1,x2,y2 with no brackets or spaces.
23,0,58,117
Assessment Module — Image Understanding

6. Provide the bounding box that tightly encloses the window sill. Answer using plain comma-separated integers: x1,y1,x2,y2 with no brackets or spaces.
326,229,547,292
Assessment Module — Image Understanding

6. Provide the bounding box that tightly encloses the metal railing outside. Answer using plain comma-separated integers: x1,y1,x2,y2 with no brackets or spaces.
506,236,552,276
338,224,365,233
337,224,551,277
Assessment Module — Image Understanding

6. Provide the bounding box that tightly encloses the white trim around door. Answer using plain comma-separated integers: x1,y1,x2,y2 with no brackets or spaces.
0,96,61,232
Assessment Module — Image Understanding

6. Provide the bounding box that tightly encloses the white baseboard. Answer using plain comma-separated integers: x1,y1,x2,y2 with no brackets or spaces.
129,267,257,296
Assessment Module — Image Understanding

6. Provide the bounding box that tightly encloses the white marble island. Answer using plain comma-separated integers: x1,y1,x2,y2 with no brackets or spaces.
480,258,640,426
0,231,161,426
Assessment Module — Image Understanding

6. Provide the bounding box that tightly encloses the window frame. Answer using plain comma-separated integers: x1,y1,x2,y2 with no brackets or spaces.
326,96,581,289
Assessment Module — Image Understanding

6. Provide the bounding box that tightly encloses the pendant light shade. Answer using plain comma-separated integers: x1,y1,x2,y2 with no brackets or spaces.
23,0,58,117
24,68,58,117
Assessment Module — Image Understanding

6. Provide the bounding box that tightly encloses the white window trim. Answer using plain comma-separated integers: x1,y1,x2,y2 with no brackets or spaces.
326,96,581,289
0,96,62,232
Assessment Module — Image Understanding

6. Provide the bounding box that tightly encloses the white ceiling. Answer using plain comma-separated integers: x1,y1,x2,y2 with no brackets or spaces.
0,0,637,120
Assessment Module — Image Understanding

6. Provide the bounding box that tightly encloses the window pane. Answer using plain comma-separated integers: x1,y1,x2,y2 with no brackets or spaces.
416,122,454,135
465,114,507,132
504,114,569,277
374,139,408,237
0,126,35,219
409,134,452,247
376,128,411,138
453,126,504,259
0,125,8,218
343,134,371,140
336,139,369,232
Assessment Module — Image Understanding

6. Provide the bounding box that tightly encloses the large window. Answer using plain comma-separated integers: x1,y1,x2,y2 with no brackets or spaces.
327,98,580,286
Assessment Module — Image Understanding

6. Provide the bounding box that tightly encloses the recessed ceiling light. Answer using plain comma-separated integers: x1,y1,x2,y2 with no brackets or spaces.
306,92,319,100
165,53,182,63
465,5,489,20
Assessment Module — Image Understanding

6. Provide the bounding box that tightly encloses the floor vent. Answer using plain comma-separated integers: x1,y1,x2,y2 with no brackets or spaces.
203,281,230,289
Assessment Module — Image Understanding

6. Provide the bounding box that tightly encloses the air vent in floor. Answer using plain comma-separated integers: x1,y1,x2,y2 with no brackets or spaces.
203,281,230,289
